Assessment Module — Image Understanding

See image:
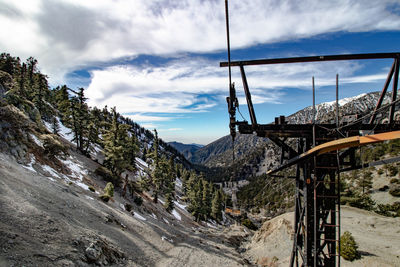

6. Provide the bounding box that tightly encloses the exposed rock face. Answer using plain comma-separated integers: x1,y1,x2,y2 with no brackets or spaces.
83,239,125,265
244,212,294,265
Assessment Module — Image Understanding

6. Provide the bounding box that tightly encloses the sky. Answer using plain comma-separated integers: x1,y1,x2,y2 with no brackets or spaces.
1,0,400,145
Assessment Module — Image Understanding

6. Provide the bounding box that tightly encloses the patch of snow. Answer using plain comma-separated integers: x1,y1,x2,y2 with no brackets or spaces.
22,156,36,173
22,164,36,172
173,201,187,210
119,203,126,211
222,211,227,224
158,199,165,205
93,145,102,153
85,196,94,200
136,157,148,168
61,157,87,179
208,219,217,226
206,222,217,229
30,134,43,147
43,120,53,132
56,118,74,143
134,212,147,221
74,180,89,191
150,213,157,219
46,176,56,182
175,177,182,188
42,165,61,178
321,93,367,107
171,209,181,221
161,236,173,243
163,218,170,225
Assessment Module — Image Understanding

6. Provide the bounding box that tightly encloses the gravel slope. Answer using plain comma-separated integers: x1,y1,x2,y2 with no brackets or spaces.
0,152,248,266
244,206,400,266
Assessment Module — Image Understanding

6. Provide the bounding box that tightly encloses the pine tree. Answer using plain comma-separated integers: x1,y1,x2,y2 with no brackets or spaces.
201,179,212,220
17,62,27,97
55,85,70,116
211,189,224,222
83,107,101,154
126,131,139,171
188,177,204,221
358,170,373,194
150,129,160,202
164,179,175,212
103,107,130,181
176,163,182,179
63,88,91,153
181,169,191,195
142,147,147,161
168,157,176,185
51,116,60,134
26,56,37,88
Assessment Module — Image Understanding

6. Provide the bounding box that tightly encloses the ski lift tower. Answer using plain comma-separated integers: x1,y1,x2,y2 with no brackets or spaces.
222,1,400,266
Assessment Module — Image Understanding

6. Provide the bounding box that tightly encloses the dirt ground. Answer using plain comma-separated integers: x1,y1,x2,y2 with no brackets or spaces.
243,206,400,266
0,152,250,266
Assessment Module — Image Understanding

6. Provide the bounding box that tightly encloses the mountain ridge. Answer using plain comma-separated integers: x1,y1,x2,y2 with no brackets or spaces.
167,141,203,160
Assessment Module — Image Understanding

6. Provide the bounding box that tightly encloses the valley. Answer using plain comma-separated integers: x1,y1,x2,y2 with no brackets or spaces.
1,53,400,267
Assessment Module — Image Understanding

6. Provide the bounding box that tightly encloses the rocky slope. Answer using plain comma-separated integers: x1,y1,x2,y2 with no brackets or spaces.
0,151,249,267
0,102,250,266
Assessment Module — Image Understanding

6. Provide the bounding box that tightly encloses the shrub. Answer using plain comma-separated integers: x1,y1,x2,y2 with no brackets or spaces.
390,178,399,184
347,194,375,211
377,169,384,175
378,185,389,191
241,218,258,230
376,202,400,217
42,134,67,158
340,196,355,205
100,182,114,202
133,196,143,206
88,186,95,192
95,166,120,185
100,194,110,202
389,186,400,197
340,231,360,261
124,203,133,212
388,165,398,177
104,182,114,197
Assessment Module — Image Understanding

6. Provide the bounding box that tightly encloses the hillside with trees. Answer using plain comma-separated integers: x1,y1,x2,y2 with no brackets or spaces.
0,53,227,224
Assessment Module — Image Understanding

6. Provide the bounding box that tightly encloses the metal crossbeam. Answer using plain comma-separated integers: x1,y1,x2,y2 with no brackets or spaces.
220,52,400,67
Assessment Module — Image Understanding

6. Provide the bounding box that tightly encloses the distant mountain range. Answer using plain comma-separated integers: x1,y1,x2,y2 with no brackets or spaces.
168,141,204,160
186,91,395,178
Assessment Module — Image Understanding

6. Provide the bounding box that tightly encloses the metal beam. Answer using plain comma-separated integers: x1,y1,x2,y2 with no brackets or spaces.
389,58,399,123
340,156,400,172
369,60,396,123
267,131,400,175
220,52,400,67
240,65,258,128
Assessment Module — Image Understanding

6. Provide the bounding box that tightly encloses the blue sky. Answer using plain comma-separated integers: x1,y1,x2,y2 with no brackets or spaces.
1,0,400,144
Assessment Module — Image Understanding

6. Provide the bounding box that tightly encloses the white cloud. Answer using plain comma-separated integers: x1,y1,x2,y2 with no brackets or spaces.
0,0,399,83
341,73,388,84
123,114,173,122
159,128,183,132
85,57,387,119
